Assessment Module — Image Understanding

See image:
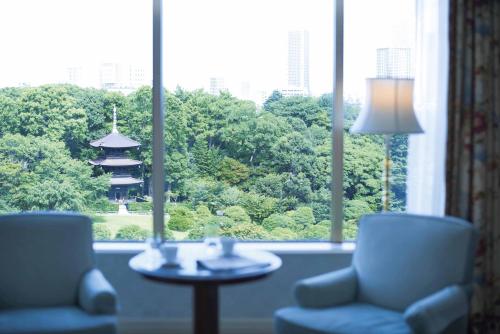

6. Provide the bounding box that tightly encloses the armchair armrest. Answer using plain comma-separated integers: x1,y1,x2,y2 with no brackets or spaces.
294,266,357,308
404,285,469,334
79,269,117,315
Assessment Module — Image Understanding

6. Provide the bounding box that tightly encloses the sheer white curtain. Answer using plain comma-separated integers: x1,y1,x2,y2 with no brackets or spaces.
406,0,448,215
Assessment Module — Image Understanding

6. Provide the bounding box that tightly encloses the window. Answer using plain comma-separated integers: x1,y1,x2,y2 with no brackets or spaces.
159,0,334,241
343,0,416,239
0,0,153,241
0,0,416,242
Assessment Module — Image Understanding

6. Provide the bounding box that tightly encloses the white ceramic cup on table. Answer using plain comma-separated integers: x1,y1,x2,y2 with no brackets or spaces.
160,243,178,263
220,237,236,257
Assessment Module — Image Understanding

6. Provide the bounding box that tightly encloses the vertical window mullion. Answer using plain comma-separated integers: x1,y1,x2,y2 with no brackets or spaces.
332,0,344,242
152,0,165,240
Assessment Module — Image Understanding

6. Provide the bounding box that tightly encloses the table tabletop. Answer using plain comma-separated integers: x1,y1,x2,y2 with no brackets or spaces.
129,244,282,286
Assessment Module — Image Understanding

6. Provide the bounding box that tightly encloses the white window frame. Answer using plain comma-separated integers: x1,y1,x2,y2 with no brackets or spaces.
150,0,345,243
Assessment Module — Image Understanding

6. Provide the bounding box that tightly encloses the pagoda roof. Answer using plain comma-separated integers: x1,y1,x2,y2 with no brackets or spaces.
90,132,140,149
89,157,142,167
110,176,144,186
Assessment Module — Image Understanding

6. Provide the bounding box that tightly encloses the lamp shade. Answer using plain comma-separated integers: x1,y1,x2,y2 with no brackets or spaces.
350,78,423,134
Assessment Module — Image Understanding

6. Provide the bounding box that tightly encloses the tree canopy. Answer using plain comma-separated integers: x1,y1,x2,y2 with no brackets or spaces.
0,84,408,240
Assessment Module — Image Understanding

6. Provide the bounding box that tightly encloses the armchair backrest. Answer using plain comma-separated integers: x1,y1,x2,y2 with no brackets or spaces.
0,212,95,309
353,213,477,312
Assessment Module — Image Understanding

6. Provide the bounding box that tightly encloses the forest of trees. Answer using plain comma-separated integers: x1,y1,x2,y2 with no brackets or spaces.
0,84,408,240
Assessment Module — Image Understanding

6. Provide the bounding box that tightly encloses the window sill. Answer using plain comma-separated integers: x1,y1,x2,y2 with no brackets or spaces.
94,241,356,255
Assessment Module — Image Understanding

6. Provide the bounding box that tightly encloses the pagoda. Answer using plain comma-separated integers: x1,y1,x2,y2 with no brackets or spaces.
90,106,143,203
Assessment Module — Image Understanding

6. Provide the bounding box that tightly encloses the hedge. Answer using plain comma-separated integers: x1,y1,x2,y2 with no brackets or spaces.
93,224,112,240
115,224,150,241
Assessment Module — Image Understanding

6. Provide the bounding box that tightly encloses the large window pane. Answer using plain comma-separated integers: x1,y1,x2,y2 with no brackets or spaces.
0,0,152,241
343,0,416,239
161,0,334,240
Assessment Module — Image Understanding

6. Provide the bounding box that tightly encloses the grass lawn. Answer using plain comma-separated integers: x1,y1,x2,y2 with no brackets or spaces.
92,214,188,241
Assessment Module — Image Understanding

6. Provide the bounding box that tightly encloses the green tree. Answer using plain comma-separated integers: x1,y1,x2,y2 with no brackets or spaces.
220,223,269,240
268,227,298,240
263,90,283,111
266,95,329,127
300,224,329,240
287,207,316,231
0,134,109,211
217,157,250,185
262,213,295,231
344,134,384,210
345,199,373,222
240,192,277,223
222,206,251,224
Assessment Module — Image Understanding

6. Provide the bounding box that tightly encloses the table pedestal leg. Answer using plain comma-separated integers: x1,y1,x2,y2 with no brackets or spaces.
193,284,219,334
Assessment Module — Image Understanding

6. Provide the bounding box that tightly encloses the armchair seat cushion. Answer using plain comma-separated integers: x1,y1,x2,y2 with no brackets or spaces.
274,303,412,334
0,306,116,334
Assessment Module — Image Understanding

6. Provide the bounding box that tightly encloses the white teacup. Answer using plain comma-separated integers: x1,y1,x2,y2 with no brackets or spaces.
220,237,236,257
160,243,178,263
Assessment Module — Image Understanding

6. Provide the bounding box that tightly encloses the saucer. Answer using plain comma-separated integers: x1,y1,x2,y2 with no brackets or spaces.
162,259,182,268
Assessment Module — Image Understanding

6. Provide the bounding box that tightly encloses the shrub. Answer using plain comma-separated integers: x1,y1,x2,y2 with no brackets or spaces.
115,225,150,241
318,220,331,227
222,206,251,225
167,206,195,231
300,224,329,240
195,205,212,219
93,224,112,240
220,223,269,240
269,227,298,240
187,225,205,240
187,216,234,240
128,201,153,213
89,198,118,213
240,192,277,223
164,227,175,240
216,186,243,208
262,213,295,231
287,207,315,230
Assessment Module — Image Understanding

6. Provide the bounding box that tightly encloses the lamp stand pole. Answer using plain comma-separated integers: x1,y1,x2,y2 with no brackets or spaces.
383,134,392,211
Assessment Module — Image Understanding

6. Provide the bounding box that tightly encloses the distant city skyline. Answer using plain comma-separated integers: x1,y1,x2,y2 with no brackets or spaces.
0,0,415,101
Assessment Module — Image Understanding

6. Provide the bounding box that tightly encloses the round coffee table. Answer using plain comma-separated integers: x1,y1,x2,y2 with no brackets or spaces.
129,245,282,334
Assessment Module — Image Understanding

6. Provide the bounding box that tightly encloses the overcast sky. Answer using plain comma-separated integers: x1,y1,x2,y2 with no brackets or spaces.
0,0,415,99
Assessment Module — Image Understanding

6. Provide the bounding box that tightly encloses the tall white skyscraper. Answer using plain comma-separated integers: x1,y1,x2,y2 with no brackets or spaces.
287,30,310,96
66,66,84,86
99,63,148,94
209,77,226,95
376,48,413,79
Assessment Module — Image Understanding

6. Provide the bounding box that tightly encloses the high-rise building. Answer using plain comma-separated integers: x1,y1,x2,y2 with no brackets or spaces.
99,63,147,94
376,48,413,79
287,30,310,95
209,77,226,95
240,81,251,100
66,66,84,86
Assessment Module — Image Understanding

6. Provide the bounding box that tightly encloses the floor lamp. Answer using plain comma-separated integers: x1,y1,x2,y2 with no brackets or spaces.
350,78,423,211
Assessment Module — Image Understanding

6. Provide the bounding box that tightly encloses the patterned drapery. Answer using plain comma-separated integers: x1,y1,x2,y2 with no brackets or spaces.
446,0,500,332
